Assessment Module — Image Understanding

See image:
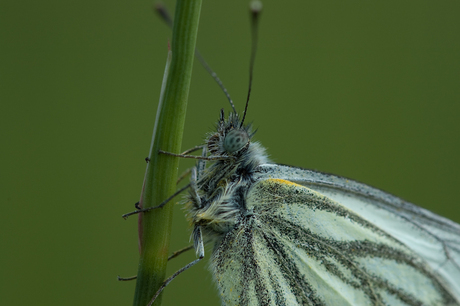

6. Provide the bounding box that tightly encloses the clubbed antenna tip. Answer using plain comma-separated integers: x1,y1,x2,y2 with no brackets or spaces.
250,0,263,14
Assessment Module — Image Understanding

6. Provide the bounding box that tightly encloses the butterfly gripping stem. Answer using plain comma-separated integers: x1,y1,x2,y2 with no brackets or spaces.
147,227,205,306
121,183,190,219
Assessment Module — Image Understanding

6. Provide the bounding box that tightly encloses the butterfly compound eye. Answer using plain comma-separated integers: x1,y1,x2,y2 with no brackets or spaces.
223,129,249,153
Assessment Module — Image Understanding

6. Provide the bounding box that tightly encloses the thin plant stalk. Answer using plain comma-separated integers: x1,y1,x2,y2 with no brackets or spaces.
132,1,202,305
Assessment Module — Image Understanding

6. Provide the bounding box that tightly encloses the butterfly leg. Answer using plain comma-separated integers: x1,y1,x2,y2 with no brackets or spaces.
145,145,206,163
147,226,205,306
188,144,208,208
116,244,195,282
123,144,210,218
180,144,207,155
121,183,191,219
123,146,209,219
176,145,208,182
117,275,137,281
121,148,207,290
146,155,206,301
176,167,192,184
195,146,207,180
159,148,234,161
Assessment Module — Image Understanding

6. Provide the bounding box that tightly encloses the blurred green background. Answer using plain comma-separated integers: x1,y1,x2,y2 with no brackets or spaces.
1,1,459,305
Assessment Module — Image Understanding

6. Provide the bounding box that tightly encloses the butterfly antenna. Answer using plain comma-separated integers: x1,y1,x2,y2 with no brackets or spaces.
194,51,237,114
154,3,237,114
154,2,173,27
240,0,262,128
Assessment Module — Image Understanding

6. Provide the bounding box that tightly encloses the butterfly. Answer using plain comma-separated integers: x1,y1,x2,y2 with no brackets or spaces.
180,108,460,305
125,2,460,305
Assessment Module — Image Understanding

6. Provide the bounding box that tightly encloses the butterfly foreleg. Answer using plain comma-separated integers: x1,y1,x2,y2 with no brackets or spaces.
185,146,207,207
196,145,207,180
189,167,202,208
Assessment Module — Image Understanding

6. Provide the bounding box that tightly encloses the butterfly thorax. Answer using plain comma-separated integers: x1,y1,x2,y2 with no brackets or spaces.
186,110,269,239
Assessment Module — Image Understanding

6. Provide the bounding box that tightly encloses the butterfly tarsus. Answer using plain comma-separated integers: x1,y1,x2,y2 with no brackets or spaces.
147,257,204,306
117,275,137,281
117,244,195,282
123,147,206,219
147,227,205,306
121,183,191,219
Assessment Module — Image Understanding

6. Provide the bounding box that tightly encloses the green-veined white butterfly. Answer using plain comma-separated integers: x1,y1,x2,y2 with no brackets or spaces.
182,110,460,305
125,2,460,305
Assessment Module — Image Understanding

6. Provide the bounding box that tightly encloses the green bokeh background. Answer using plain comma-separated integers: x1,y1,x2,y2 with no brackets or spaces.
1,1,459,305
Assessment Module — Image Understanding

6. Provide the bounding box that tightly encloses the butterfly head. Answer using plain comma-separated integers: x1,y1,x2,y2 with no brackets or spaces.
207,109,253,158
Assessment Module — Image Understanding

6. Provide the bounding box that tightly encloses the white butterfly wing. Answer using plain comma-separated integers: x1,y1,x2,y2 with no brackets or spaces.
255,164,460,302
210,171,459,305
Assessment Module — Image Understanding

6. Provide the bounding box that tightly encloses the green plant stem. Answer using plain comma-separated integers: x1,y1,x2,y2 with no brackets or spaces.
132,1,202,305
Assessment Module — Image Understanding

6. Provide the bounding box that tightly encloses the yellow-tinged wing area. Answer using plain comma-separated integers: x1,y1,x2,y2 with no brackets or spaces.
210,178,459,306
